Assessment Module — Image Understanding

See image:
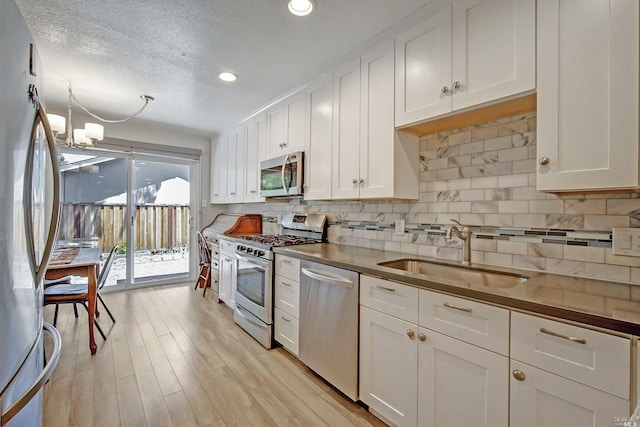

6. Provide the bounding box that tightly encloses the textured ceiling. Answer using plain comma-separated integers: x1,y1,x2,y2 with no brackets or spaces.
16,0,435,137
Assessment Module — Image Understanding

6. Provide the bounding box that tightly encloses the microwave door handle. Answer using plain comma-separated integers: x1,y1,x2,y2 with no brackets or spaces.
280,153,291,194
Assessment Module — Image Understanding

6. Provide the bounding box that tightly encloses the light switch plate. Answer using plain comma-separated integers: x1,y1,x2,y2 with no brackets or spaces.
612,228,640,257
394,219,405,236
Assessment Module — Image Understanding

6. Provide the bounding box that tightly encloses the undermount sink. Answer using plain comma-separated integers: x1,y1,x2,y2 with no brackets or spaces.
377,259,529,289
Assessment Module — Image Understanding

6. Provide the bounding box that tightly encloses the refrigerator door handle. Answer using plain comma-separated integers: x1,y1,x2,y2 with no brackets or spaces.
29,104,61,287
0,322,61,426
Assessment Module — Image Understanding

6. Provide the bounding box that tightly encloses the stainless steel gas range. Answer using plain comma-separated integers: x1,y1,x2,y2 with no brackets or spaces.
233,213,327,349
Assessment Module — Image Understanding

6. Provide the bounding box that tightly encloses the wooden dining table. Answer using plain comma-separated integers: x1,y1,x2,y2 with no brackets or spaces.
45,247,101,354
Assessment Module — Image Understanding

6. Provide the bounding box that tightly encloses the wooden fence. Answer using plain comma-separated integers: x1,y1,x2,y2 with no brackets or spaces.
58,203,190,253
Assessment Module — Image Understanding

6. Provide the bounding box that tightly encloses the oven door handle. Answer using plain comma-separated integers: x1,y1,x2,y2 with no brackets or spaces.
235,254,270,269
235,304,268,330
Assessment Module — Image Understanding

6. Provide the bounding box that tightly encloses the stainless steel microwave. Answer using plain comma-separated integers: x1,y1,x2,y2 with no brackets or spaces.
260,151,304,198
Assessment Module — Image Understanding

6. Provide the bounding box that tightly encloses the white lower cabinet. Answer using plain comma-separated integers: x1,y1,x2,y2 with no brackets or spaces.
274,254,301,355
360,306,418,427
510,360,629,427
359,280,506,427
274,308,299,355
360,278,633,427
218,241,237,308
418,328,508,427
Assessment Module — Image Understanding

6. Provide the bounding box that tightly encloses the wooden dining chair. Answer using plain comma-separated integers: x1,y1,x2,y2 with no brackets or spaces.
194,231,211,296
44,245,119,339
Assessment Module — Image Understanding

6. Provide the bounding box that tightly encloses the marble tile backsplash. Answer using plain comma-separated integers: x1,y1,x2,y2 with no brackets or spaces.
227,111,640,285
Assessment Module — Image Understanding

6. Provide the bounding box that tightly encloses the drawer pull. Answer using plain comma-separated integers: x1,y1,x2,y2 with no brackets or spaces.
375,285,396,293
280,316,291,322
406,329,415,340
443,302,472,313
539,328,587,345
282,259,293,264
418,333,426,342
281,281,292,287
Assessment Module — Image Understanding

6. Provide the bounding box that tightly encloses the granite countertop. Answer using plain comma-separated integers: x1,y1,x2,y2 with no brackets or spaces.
274,243,640,336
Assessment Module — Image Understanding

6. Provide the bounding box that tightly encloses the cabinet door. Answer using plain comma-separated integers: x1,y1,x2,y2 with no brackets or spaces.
266,101,286,158
219,255,232,304
209,138,225,203
245,112,266,203
451,0,535,111
304,74,333,200
359,306,418,427
213,135,229,203
225,125,245,202
395,7,452,126
331,58,361,199
537,0,639,191
418,328,509,427
510,360,630,427
284,90,306,154
360,40,395,199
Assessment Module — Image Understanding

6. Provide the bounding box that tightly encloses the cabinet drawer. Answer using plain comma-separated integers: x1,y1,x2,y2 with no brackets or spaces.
419,289,509,355
511,312,630,399
275,255,300,281
274,274,299,317
275,308,299,356
360,275,419,323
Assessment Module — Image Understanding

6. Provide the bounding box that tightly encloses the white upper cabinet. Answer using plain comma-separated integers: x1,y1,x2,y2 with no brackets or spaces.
265,90,307,159
395,7,452,125
244,112,266,203
332,41,419,200
304,74,334,200
395,0,536,127
225,125,246,203
209,136,227,204
332,58,362,199
536,0,640,191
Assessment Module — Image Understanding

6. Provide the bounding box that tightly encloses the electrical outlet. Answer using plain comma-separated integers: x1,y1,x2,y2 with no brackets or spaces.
612,228,640,256
395,219,405,236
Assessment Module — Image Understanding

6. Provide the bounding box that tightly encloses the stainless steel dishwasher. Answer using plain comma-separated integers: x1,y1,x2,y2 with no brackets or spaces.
299,259,359,401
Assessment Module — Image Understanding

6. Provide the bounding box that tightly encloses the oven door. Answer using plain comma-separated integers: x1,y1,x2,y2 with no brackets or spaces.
235,254,272,324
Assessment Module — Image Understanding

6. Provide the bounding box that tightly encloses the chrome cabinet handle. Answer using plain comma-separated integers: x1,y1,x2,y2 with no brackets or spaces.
281,281,292,287
441,86,449,93
406,329,415,340
512,370,526,382
280,316,291,322
1,323,61,425
540,328,587,345
282,259,292,264
452,81,461,89
443,302,472,313
418,333,426,342
375,285,396,292
539,157,550,165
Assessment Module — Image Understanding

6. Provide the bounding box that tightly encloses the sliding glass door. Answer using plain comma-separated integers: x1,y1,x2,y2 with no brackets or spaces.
57,148,199,289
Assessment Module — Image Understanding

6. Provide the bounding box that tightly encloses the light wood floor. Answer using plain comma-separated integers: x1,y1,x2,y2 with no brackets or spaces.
42,284,386,427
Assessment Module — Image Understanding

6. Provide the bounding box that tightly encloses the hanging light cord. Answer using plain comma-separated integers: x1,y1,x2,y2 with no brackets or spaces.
67,82,154,124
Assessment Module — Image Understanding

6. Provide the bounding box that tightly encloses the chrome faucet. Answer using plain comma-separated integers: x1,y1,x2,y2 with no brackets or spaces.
445,219,472,265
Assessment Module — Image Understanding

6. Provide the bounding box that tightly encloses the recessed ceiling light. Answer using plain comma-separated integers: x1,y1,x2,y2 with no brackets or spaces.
288,0,314,16
218,71,238,82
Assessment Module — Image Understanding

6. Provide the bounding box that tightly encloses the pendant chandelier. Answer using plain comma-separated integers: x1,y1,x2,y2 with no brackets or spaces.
47,82,154,149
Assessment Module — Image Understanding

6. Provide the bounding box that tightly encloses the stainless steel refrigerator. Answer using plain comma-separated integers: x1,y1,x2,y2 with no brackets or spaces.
0,0,62,425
